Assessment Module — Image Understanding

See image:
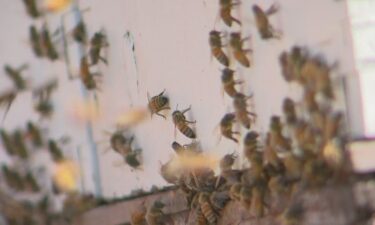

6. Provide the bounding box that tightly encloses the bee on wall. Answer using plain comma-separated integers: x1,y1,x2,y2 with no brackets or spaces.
220,113,239,143
269,116,291,152
79,56,100,91
279,46,306,83
145,200,169,225
219,0,241,27
282,98,297,126
0,90,17,122
243,131,259,160
220,152,237,172
199,192,218,225
33,79,57,119
4,64,28,91
221,68,243,98
72,21,88,44
209,30,229,67
13,130,29,159
252,4,281,39
29,26,44,57
89,31,109,65
172,105,196,139
147,90,170,119
229,32,251,67
40,24,59,61
22,0,41,19
26,121,43,147
233,93,256,129
48,139,65,162
125,149,142,170
0,129,16,156
24,172,40,192
171,141,201,156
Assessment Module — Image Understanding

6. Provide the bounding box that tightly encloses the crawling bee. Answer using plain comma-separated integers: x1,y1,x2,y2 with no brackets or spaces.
13,130,29,159
72,21,88,44
130,201,147,225
229,32,251,67
24,172,40,192
171,141,200,156
282,98,297,126
269,116,291,152
0,90,17,121
26,121,43,147
252,4,280,39
209,30,229,66
147,90,170,119
243,131,259,159
4,64,28,91
279,46,306,82
107,130,134,156
221,68,243,98
199,192,218,225
22,0,41,18
219,0,241,27
79,56,100,91
172,106,196,139
233,93,256,129
48,140,65,162
29,26,43,57
220,113,239,143
220,152,237,171
0,129,16,155
89,31,108,65
125,149,142,170
41,25,59,61
33,79,57,119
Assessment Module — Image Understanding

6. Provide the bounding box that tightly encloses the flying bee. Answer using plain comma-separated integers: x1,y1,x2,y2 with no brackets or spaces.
40,25,59,61
220,113,239,143
229,32,251,67
147,90,170,119
172,105,196,139
48,139,65,162
219,0,241,27
89,31,108,65
26,121,43,147
199,192,218,225
252,4,281,39
4,64,28,91
0,129,16,155
29,26,43,57
282,98,297,126
221,68,243,98
209,30,229,66
22,0,41,18
269,116,291,152
233,93,256,129
220,152,237,172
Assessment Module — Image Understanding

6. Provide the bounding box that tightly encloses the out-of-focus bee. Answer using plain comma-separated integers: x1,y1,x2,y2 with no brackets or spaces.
172,106,196,139
0,90,17,122
279,46,306,83
263,133,284,176
282,98,297,126
233,93,256,129
0,129,16,155
221,68,243,98
26,121,43,147
2,165,24,191
79,56,100,91
48,139,65,162
209,30,229,67
243,131,259,159
33,79,57,119
107,131,134,156
302,88,318,114
22,0,41,18
145,200,168,225
199,192,218,225
72,21,88,44
89,31,108,65
220,152,236,172
219,0,241,27
252,4,281,40
229,32,251,67
269,116,291,152
13,130,29,159
41,24,59,61
130,201,147,225
159,160,179,184
220,113,239,143
229,182,242,201
323,112,343,142
147,90,170,119
239,185,252,210
125,149,142,170
210,191,230,211
29,26,43,57
279,202,304,225
171,141,200,156
24,172,40,192
251,184,266,218
4,64,28,91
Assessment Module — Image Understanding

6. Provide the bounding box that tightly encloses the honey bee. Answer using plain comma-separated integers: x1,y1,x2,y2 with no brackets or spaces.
147,90,170,119
263,133,284,176
279,46,306,83
220,152,237,172
229,32,251,67
108,131,134,156
0,129,16,156
239,185,252,210
209,30,229,66
29,26,43,57
219,0,241,27
26,121,43,147
72,21,88,44
221,68,243,98
4,64,28,91
233,93,256,129
2,165,24,191
252,4,281,39
229,182,242,201
171,141,201,156
198,192,218,225
89,31,108,65
282,98,297,126
41,25,59,61
323,112,343,142
279,202,304,225
210,191,230,211
196,207,208,225
220,113,239,143
243,131,259,159
33,79,57,119
79,56,100,91
22,0,41,18
172,106,196,139
130,201,147,225
125,149,142,169
48,139,65,162
13,130,29,159
251,184,266,218
269,116,291,152
145,200,167,225
24,172,40,192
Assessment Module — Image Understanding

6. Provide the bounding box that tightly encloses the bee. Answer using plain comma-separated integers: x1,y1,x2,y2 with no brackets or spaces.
147,90,170,119
2,165,24,191
279,202,304,225
107,131,134,156
172,106,196,139
209,30,229,66
29,26,43,57
282,98,297,126
233,93,256,129
252,4,281,39
4,64,28,91
130,201,147,225
199,192,218,225
48,140,65,162
220,113,239,143
125,149,142,169
26,121,43,147
89,31,108,65
263,133,284,176
269,116,291,152
146,200,167,225
0,90,17,122
219,0,241,27
24,172,40,192
33,79,57,119
210,191,230,211
229,182,242,201
196,207,208,225
13,130,29,159
220,152,237,172
251,184,266,218
41,25,59,61
171,141,200,156
72,21,88,44
323,112,343,142
79,56,101,91
279,46,306,83
0,129,16,155
22,0,41,18
229,32,251,67
283,152,304,180
221,68,243,98
243,131,259,160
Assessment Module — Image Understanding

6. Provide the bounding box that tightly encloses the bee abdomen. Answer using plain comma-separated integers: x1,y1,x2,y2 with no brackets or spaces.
178,125,196,139
201,202,217,225
212,48,229,66
234,52,250,67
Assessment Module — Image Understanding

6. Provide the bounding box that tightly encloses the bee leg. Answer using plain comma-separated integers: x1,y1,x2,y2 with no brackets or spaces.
234,80,244,84
247,111,257,117
185,120,196,124
160,106,171,111
155,112,166,119
266,3,279,16
228,136,239,143
231,16,242,26
181,106,192,114
158,89,166,96
99,56,108,65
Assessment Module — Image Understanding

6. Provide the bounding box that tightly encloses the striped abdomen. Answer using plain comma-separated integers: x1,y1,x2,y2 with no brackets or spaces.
149,96,168,114
200,201,217,225
223,82,238,97
211,47,229,66
234,51,250,67
173,113,196,139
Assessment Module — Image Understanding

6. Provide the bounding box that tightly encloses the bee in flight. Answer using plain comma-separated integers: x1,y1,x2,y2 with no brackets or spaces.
221,68,243,98
147,90,170,119
252,4,281,40
172,105,196,139
229,32,251,67
219,0,241,27
209,30,229,67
